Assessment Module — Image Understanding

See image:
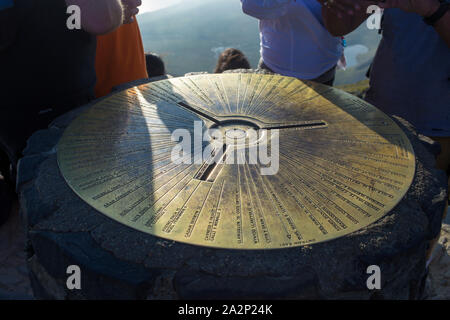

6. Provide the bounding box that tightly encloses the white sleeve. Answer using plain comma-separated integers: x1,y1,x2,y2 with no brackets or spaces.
241,0,293,20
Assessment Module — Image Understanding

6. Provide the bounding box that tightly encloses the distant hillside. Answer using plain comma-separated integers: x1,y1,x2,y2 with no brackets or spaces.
137,0,381,85
139,0,181,14
138,0,260,77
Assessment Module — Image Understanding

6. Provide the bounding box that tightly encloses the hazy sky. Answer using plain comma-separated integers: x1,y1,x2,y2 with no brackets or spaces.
139,0,182,14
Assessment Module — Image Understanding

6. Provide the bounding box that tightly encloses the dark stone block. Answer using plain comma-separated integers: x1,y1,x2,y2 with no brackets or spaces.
17,77,448,300
30,230,161,300
0,289,34,300
50,105,92,130
16,154,48,191
418,134,442,157
22,128,63,157
19,182,55,228
28,262,56,300
175,269,320,300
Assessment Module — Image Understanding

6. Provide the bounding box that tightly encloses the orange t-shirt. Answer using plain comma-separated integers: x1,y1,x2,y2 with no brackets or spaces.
95,19,148,98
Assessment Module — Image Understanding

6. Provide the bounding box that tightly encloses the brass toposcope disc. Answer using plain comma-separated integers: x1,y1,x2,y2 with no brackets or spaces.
57,74,416,249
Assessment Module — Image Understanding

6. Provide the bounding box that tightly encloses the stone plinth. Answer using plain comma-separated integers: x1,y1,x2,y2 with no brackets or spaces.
17,76,448,300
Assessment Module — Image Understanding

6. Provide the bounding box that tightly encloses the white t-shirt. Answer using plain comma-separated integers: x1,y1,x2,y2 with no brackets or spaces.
241,0,343,79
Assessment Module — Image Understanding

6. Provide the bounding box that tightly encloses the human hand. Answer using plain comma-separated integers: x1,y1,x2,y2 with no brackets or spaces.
121,0,142,24
377,0,441,17
317,0,378,18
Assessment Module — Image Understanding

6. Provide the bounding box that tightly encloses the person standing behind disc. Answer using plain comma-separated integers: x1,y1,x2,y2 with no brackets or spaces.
0,0,127,225
320,0,450,263
241,0,344,85
95,0,149,98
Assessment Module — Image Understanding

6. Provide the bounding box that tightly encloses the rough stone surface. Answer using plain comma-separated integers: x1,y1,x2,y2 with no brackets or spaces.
427,217,450,300
16,75,448,300
0,202,33,300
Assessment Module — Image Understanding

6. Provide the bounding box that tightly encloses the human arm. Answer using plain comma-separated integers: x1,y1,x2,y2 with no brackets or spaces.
319,0,378,36
65,0,123,35
240,0,293,20
379,0,450,48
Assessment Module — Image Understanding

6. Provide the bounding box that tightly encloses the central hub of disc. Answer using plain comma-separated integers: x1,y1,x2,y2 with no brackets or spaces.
210,119,263,147
225,128,247,139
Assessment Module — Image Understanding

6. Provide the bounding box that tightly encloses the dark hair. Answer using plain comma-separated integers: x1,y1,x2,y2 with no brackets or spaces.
214,48,251,73
145,53,166,78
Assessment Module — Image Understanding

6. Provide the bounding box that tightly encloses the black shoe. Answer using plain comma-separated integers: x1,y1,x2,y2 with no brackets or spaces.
0,175,13,226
